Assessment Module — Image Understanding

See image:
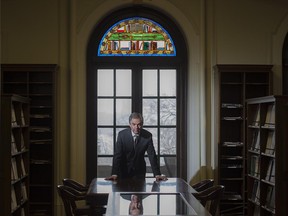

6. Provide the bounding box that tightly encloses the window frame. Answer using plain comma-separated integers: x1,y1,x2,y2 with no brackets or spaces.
86,6,188,183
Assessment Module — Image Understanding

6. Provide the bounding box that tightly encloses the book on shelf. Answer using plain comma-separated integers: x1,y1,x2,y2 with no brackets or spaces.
264,104,275,127
251,130,260,152
21,183,28,200
151,41,157,50
11,104,17,126
21,158,26,176
265,131,275,155
20,108,25,125
270,159,275,183
254,180,260,203
250,155,260,177
11,166,15,180
21,208,26,216
11,140,18,154
265,186,275,211
11,158,19,180
20,132,25,150
11,186,17,210
265,159,275,182
143,42,150,50
253,205,260,216
252,105,260,126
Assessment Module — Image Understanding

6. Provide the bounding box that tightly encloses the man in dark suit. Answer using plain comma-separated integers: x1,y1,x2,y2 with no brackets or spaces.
105,112,167,181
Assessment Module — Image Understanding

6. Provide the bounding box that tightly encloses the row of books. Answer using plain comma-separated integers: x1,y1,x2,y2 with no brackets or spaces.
252,186,276,214
264,131,275,155
106,41,165,51
251,104,275,127
117,23,156,33
264,185,275,211
250,156,275,183
11,105,26,126
250,131,260,152
251,180,260,204
265,159,275,183
11,133,26,154
249,130,275,156
11,183,28,212
11,157,27,181
250,155,260,177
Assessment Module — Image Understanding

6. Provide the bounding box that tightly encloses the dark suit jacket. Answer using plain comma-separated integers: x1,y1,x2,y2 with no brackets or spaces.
111,128,161,179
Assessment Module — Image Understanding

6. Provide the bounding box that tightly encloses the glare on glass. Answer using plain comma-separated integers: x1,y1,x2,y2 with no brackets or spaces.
143,69,157,96
143,99,157,125
116,69,132,96
97,99,114,125
160,128,176,155
160,99,176,125
97,128,114,155
160,69,176,96
97,69,114,96
116,99,131,125
97,158,113,177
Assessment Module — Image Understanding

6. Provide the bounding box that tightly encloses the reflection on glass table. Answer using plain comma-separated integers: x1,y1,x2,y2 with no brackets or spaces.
110,192,198,216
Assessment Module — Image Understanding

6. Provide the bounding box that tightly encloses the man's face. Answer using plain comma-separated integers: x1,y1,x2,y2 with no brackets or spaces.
129,195,142,215
129,118,142,134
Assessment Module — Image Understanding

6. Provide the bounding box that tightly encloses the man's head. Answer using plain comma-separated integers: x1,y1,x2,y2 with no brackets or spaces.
129,112,143,135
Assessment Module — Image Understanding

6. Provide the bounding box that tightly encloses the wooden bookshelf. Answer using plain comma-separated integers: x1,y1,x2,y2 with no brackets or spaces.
1,64,57,216
0,94,30,216
215,64,272,216
246,95,288,216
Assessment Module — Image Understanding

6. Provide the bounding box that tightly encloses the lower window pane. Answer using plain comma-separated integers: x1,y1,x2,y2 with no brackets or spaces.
160,99,176,125
97,128,114,154
160,128,176,154
97,157,113,177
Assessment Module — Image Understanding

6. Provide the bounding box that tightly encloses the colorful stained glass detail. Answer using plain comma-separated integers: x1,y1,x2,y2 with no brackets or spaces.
98,17,176,56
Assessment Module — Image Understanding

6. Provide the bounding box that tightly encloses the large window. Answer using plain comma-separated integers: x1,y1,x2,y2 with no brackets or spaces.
86,7,187,182
96,68,177,177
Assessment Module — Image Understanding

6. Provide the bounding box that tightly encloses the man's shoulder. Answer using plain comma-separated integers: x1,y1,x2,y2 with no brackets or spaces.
140,129,152,137
119,128,130,135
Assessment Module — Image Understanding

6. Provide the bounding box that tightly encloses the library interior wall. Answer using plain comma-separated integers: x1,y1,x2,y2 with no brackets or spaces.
1,0,288,214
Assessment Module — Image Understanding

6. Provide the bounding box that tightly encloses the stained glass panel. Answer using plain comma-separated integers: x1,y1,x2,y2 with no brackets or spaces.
98,17,176,56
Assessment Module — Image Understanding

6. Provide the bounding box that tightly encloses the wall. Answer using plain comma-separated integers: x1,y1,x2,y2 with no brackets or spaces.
1,0,288,214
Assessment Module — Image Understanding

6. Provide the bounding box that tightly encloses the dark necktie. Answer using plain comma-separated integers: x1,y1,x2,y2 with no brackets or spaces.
134,135,139,149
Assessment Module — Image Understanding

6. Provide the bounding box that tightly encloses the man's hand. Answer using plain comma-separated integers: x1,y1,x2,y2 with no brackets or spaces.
105,175,118,181
155,175,168,181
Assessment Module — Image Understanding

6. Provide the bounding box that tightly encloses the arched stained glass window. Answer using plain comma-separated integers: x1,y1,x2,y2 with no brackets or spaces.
98,17,176,56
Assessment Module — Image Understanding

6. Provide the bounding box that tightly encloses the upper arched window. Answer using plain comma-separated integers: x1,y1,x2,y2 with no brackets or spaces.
98,17,176,56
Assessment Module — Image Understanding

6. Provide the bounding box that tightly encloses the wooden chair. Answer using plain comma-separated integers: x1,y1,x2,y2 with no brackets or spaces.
57,185,106,216
191,179,214,192
194,185,225,216
57,185,90,216
62,178,89,193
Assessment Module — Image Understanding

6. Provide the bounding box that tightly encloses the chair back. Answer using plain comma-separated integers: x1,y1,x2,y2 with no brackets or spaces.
57,185,74,216
57,185,88,216
192,179,214,192
62,178,89,193
194,185,225,216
